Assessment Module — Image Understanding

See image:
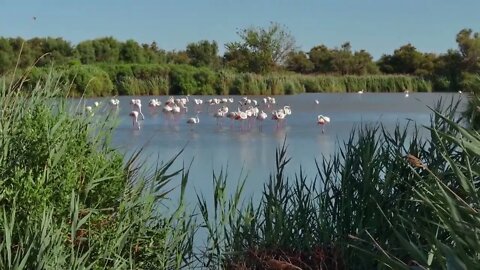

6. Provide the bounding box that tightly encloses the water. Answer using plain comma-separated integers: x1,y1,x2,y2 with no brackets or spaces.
82,92,466,205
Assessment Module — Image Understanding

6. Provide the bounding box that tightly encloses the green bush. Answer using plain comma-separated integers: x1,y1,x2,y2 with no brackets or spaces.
0,72,195,269
0,74,124,220
63,65,114,96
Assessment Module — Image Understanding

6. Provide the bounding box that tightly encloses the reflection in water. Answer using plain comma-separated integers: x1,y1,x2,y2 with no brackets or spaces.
78,93,466,203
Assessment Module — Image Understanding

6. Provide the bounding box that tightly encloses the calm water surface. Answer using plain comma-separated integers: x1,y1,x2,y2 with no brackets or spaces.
83,93,466,204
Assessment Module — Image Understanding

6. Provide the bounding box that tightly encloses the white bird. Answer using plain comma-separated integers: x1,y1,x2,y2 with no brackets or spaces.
404,90,409,98
109,98,120,107
213,109,226,125
257,110,268,130
186,115,200,130
257,110,267,121
131,99,145,120
129,111,140,130
149,98,161,107
186,116,200,124
85,106,93,116
315,100,319,104
317,115,331,133
357,90,364,94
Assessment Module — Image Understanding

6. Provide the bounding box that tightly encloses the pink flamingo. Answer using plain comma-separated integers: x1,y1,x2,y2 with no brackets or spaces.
317,115,331,133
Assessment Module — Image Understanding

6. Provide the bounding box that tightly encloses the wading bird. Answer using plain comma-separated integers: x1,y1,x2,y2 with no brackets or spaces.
129,111,140,130
317,115,331,133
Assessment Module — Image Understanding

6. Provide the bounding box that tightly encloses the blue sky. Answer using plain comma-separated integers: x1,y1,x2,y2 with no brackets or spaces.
1,0,479,59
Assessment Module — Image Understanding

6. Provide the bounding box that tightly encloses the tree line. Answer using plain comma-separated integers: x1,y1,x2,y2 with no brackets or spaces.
0,23,479,93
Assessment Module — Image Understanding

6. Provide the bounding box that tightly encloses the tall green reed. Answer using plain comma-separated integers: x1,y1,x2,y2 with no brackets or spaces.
198,100,466,269
0,68,196,269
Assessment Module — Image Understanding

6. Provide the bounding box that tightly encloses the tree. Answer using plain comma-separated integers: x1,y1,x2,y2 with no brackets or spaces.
92,37,120,63
352,50,379,75
224,22,296,73
75,41,96,64
167,50,190,65
285,51,313,73
308,45,333,73
456,28,480,72
0,38,15,73
119,39,145,63
186,40,220,68
141,42,167,64
378,43,435,75
330,42,354,75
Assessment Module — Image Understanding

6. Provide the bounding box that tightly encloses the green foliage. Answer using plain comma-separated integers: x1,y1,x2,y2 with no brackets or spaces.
463,94,480,130
0,74,124,221
119,39,145,63
186,40,220,68
225,22,296,73
198,101,477,269
0,71,196,269
0,38,16,74
460,72,480,94
63,65,114,96
307,43,379,75
378,43,435,75
285,51,314,73
456,28,480,72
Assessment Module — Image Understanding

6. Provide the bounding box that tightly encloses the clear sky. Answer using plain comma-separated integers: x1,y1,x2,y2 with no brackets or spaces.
1,0,479,59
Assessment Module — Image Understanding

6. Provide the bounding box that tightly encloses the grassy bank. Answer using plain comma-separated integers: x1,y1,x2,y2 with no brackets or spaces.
22,64,432,97
1,71,479,269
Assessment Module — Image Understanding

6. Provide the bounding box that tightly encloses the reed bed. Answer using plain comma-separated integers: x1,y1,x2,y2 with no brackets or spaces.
197,100,478,269
0,72,196,269
23,64,433,97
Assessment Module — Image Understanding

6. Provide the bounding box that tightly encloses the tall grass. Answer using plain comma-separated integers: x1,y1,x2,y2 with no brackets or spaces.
463,93,480,130
24,64,433,97
0,71,196,269
197,100,474,269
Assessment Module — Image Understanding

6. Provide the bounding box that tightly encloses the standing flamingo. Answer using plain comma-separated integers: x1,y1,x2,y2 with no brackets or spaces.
131,99,145,120
256,110,268,130
271,110,286,128
129,111,141,130
317,115,331,133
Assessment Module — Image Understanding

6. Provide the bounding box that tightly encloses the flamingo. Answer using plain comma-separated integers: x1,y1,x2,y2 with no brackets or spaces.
235,110,248,130
149,98,161,107
131,99,145,120
404,90,409,98
213,108,226,125
129,111,140,130
109,98,120,108
315,99,319,104
186,115,200,124
186,114,200,130
317,115,331,134
271,110,286,128
357,89,364,94
257,110,268,130
85,106,93,116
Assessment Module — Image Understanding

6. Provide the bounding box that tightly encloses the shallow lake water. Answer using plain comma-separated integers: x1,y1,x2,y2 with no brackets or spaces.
82,92,466,205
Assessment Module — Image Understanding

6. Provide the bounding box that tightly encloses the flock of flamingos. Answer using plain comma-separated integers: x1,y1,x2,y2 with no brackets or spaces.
86,93,416,133
84,89,425,133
